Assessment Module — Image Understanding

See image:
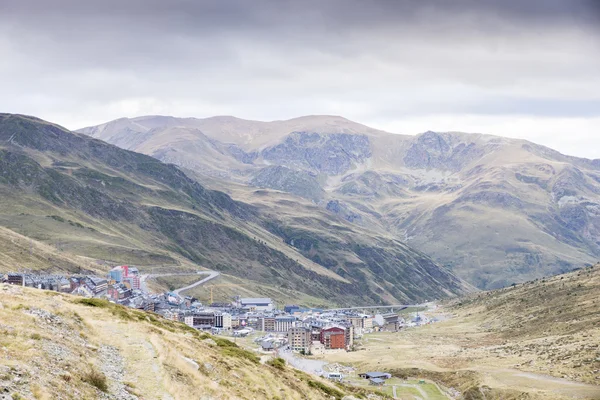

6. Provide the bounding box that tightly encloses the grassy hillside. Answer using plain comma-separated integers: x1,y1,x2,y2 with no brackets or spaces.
450,263,600,384
81,115,600,290
322,264,600,399
0,113,471,305
0,284,386,400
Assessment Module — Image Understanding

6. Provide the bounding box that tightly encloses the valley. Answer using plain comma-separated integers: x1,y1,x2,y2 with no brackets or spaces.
0,113,470,306
318,264,600,399
3,2,599,399
80,116,600,290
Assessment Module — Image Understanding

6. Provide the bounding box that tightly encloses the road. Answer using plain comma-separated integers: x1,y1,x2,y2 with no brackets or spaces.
140,270,220,298
173,271,220,297
277,348,327,376
324,304,422,312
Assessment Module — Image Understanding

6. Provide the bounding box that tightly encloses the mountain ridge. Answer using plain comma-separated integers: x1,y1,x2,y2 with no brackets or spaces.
79,115,600,289
0,113,471,305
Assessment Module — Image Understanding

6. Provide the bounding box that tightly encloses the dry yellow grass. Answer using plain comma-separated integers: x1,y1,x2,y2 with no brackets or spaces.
0,284,381,400
322,265,600,399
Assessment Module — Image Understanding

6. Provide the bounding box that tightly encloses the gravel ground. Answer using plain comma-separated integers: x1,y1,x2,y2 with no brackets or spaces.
99,345,139,400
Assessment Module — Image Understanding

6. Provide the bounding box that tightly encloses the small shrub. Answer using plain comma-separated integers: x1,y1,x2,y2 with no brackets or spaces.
12,394,24,400
30,333,42,340
214,338,238,348
81,367,108,392
220,347,260,364
307,380,344,400
75,298,110,308
267,357,286,370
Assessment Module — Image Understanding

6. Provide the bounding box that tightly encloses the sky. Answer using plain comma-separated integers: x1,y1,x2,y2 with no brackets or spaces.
1,0,600,158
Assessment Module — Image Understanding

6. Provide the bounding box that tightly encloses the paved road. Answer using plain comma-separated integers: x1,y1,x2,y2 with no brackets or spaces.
277,349,327,376
324,304,421,312
173,271,220,297
140,270,220,297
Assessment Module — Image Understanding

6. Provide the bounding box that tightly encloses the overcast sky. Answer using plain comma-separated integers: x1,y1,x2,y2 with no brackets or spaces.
1,0,599,158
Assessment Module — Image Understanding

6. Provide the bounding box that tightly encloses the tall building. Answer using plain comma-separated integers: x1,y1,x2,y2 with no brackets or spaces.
320,327,346,350
215,313,232,330
275,316,295,332
109,266,124,283
261,317,276,332
287,327,311,352
124,275,141,290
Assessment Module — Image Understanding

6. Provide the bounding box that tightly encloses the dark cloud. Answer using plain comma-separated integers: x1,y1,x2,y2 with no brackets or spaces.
0,0,599,157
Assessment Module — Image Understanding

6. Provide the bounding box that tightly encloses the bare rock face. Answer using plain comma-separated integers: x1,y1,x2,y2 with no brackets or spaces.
250,165,325,202
261,132,371,175
404,131,484,171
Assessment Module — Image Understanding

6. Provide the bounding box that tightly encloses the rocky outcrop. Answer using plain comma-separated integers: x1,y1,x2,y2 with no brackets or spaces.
250,166,325,202
261,132,371,175
403,131,485,171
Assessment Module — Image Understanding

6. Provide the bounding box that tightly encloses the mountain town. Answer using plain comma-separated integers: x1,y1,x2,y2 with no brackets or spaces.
1,1,600,399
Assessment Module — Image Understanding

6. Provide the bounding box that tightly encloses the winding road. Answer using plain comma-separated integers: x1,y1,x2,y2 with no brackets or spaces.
140,270,220,298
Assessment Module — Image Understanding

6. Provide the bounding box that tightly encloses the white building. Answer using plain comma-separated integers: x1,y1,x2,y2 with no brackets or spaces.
239,298,273,312
275,316,295,332
215,312,232,330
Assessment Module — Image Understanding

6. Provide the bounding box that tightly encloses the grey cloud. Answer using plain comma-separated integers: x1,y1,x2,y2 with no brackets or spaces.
0,0,599,157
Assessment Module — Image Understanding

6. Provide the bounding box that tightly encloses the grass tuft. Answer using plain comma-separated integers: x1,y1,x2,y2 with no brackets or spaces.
267,357,286,370
81,367,108,392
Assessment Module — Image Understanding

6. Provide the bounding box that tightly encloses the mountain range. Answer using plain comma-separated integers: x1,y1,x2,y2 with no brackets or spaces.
0,113,470,306
80,115,600,289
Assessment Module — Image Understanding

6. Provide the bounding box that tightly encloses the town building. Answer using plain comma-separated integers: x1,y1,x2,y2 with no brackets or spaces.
345,324,354,349
239,298,273,312
184,312,216,330
275,316,295,332
7,274,23,286
381,313,400,331
359,372,392,380
310,341,325,355
287,326,311,352
261,317,276,332
87,277,108,294
320,327,346,350
215,312,232,330
108,283,132,300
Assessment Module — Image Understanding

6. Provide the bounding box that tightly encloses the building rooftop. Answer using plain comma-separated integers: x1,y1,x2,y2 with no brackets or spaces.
362,372,391,379
240,298,272,304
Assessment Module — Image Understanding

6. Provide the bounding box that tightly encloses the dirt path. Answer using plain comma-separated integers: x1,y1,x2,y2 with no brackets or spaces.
477,367,600,399
89,319,175,400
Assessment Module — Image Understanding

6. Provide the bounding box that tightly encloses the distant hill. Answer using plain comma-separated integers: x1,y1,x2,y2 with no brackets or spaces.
80,115,600,289
0,113,470,306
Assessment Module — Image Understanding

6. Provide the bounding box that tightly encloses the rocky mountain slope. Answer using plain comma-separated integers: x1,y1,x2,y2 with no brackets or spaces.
0,284,384,400
0,114,470,305
80,116,600,289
